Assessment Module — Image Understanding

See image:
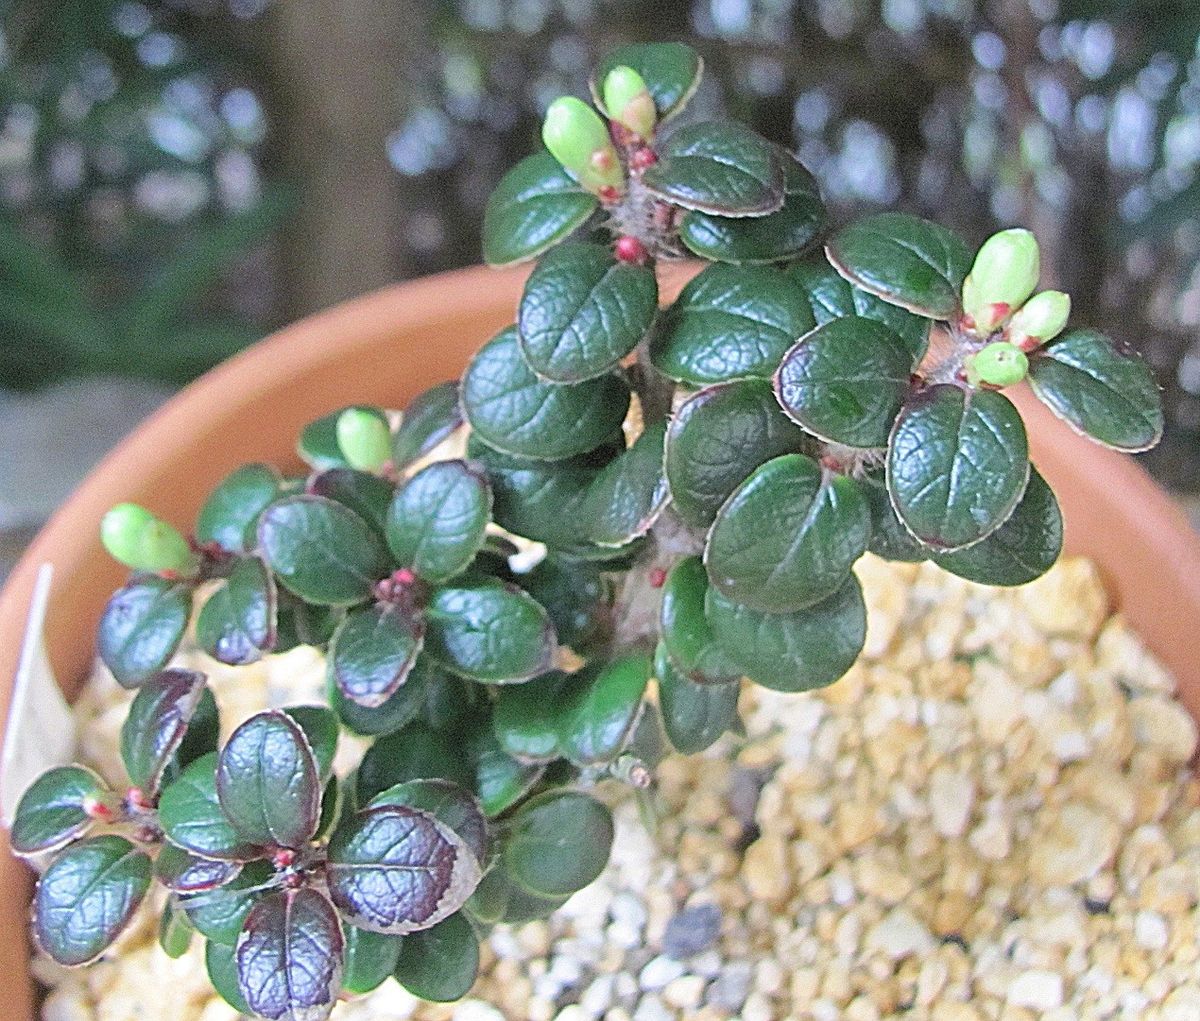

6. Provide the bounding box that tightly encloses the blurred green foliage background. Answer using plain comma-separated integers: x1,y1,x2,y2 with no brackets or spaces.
1,0,1198,486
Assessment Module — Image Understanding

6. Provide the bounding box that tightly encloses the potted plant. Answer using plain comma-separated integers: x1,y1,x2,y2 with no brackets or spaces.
3,42,1175,1021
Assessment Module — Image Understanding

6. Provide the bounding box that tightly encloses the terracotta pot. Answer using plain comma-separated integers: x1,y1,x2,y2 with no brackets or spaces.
1,263,1198,1019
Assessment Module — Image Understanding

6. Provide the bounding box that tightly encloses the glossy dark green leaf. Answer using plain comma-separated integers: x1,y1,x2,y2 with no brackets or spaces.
368,779,488,865
861,473,928,563
466,724,545,818
467,432,619,549
158,900,194,959
491,671,573,762
356,721,474,803
308,468,395,539
932,467,1062,585
182,861,274,944
520,557,611,653
664,378,808,528
788,256,931,364
679,147,825,263
235,888,344,1021
298,405,388,471
659,557,741,683
1028,329,1164,452
119,668,207,795
327,804,481,934
11,765,106,856
159,753,260,861
642,121,784,216
155,844,242,894
464,866,511,925
217,710,321,849
206,939,252,1013
518,242,658,383
425,582,556,684
387,460,491,582
257,495,391,606
196,464,281,554
33,836,152,966
705,454,870,612
656,647,740,754
887,385,1029,550
706,575,867,692
499,885,570,924
559,654,651,766
172,685,219,773
196,557,277,665
827,212,971,319
343,925,403,995
503,790,613,898
482,151,599,267
462,326,631,460
97,575,192,689
329,603,424,708
393,381,464,468
774,316,913,448
328,654,435,737
581,421,670,546
392,911,479,1002
651,264,814,385
592,42,702,122
280,705,339,783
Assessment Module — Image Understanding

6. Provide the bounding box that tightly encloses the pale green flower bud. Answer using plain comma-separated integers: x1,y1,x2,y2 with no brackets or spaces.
101,503,196,574
336,408,392,473
967,340,1029,388
962,228,1041,335
602,65,656,139
542,96,625,198
1007,290,1070,350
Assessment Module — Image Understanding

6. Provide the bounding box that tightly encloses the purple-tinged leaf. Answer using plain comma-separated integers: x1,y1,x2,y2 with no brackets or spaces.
329,603,424,708
11,765,107,856
97,575,192,689
195,557,278,665
155,843,243,894
119,668,208,796
158,753,262,862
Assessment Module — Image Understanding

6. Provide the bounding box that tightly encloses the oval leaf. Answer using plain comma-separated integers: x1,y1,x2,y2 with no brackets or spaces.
887,384,1029,551
393,911,480,1002
491,671,574,763
120,667,208,795
679,147,825,264
155,843,242,894
503,790,613,898
774,316,913,448
97,575,192,689
642,121,784,216
482,151,599,267
330,602,424,708
1028,329,1163,452
182,860,274,944
386,460,491,582
665,378,808,528
217,710,321,849
580,421,670,546
236,888,344,1021
196,556,277,665
826,212,971,319
650,263,814,385
327,804,481,934
425,583,555,684
257,495,391,606
159,753,261,861
932,467,1062,585
308,468,395,539
393,380,464,468
33,835,152,966
705,575,867,692
659,557,740,684
356,720,474,803
591,42,702,122
521,556,612,654
467,725,546,818
328,654,434,737
656,649,740,755
518,242,658,383
705,454,870,612
158,900,194,959
12,765,106,856
196,464,282,554
343,924,403,995
206,939,252,1013
559,654,651,766
368,778,488,865
462,326,631,461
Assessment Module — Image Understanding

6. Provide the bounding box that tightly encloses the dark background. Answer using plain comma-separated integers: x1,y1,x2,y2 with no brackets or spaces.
1,0,1198,552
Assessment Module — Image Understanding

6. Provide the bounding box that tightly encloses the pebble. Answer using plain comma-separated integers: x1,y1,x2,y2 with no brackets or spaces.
638,957,685,992
929,765,975,837
661,904,721,959
1008,970,1065,1010
865,907,936,960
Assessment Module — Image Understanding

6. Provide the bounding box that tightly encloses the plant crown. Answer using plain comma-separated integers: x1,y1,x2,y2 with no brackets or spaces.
14,42,1163,1021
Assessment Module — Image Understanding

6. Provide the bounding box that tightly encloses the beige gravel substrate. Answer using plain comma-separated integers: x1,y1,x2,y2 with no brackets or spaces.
35,555,1200,1021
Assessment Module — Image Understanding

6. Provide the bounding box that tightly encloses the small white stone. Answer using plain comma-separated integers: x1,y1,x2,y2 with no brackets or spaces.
662,975,706,1010
929,765,975,837
639,955,685,991
1008,970,1065,1010
454,1001,507,1021
865,907,936,960
1134,909,1170,951
631,995,673,1021
579,975,616,1017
